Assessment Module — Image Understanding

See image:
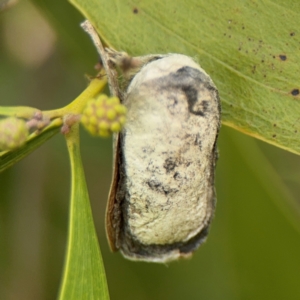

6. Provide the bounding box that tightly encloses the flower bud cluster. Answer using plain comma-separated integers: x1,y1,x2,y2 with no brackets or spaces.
81,94,126,137
0,117,29,150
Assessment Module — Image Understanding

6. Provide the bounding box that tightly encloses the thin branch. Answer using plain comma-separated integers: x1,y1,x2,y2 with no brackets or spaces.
81,20,119,97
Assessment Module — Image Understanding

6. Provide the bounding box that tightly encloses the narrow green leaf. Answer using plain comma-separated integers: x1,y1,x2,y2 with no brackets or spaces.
59,124,109,300
0,121,60,173
69,0,300,155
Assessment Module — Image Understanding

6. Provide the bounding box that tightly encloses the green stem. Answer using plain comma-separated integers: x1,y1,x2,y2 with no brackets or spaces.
0,106,41,119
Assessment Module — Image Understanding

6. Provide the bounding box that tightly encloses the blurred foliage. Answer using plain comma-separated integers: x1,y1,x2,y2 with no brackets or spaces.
1,1,300,300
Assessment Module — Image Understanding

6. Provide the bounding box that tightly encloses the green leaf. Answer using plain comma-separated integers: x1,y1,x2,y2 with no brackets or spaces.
0,121,60,173
59,124,109,300
69,0,300,155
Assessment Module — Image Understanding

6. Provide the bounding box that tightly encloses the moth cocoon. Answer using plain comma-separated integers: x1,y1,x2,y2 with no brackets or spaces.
106,51,221,263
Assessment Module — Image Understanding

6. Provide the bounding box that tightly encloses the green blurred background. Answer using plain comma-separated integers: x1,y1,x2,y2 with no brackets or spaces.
1,1,300,299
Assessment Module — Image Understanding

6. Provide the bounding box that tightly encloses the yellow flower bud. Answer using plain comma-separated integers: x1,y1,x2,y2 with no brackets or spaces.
106,109,117,120
111,122,121,132
0,117,29,150
80,94,127,137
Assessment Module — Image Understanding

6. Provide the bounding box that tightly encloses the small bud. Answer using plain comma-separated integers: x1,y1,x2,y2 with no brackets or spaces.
111,122,121,132
90,116,98,126
87,124,97,136
96,108,105,118
106,109,117,120
26,110,50,131
115,104,127,114
99,129,110,137
61,114,81,135
99,120,110,130
0,117,29,150
81,94,127,137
